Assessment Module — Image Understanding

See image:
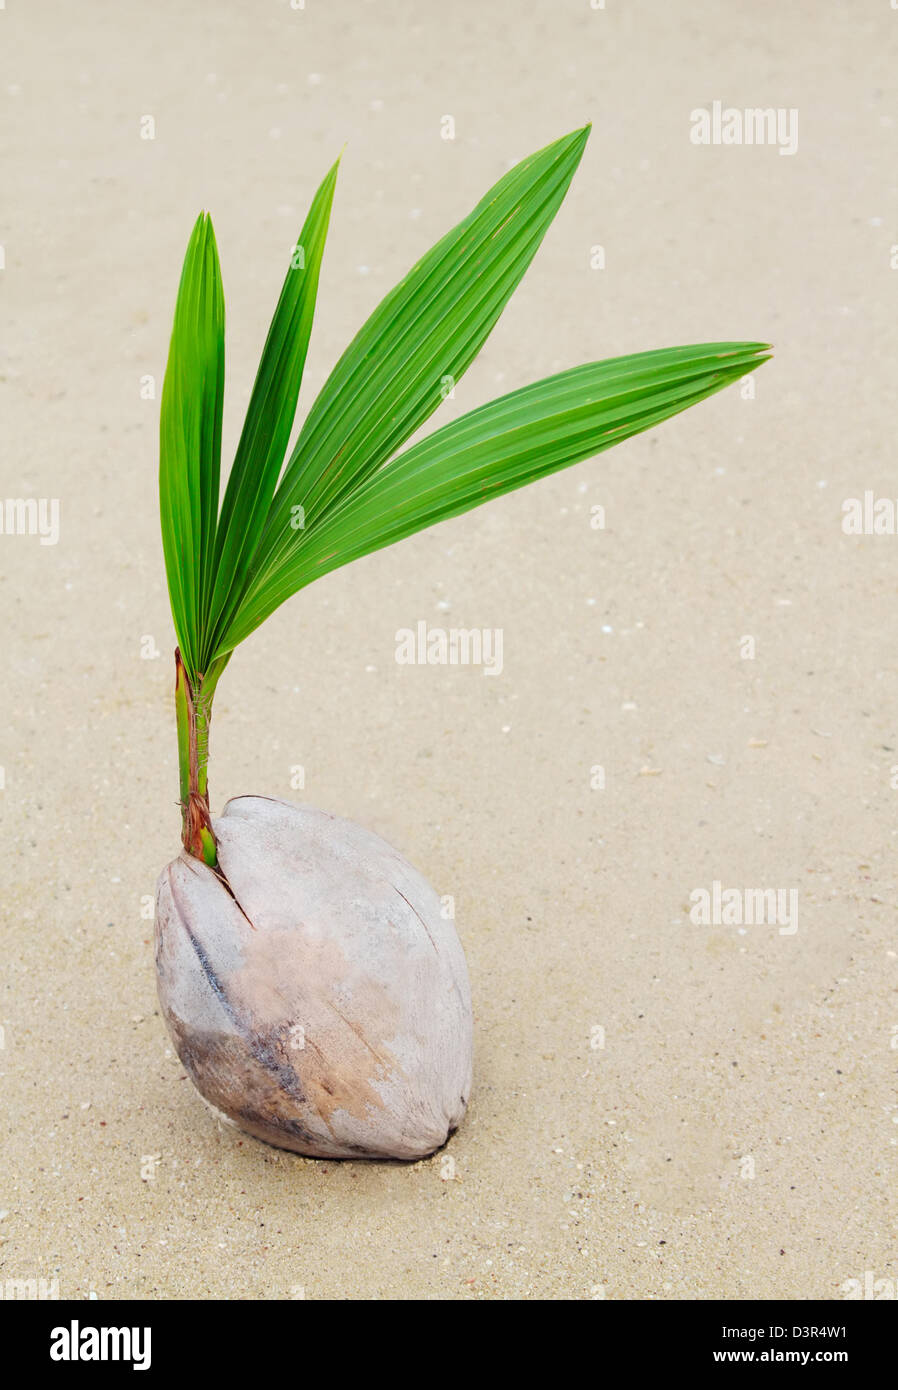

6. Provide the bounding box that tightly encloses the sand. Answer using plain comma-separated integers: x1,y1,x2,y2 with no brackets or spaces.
2,0,897,1299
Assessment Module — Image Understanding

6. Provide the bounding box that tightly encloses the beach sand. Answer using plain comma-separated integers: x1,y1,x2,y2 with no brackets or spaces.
2,0,897,1299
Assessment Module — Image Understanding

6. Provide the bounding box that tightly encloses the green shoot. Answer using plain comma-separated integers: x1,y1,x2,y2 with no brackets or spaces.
159,125,770,862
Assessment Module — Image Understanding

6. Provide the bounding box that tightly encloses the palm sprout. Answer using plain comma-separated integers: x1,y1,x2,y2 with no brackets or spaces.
160,125,770,865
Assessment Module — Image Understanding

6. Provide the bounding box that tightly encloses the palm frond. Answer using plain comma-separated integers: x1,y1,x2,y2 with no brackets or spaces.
159,212,225,682
241,125,592,616
219,343,769,649
202,157,340,667
159,128,771,858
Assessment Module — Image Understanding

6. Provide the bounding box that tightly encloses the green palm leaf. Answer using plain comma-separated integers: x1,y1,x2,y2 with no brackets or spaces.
219,342,769,649
159,212,225,683
202,157,340,668
158,124,772,862
242,124,592,615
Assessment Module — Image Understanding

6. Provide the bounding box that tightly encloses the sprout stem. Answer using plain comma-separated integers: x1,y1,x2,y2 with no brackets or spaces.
174,648,228,865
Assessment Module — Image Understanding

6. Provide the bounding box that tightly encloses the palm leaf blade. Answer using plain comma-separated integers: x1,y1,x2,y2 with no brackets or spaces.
250,125,592,592
217,342,769,650
203,158,340,666
159,212,225,680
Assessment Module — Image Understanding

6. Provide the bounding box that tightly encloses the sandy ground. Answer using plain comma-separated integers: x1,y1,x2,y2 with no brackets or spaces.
2,0,897,1300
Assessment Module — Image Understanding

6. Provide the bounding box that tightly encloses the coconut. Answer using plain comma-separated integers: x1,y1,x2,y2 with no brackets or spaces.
154,134,769,1164
155,795,473,1160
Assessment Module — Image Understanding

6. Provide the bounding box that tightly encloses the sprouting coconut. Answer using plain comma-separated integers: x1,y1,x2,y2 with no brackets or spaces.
155,124,769,1160
156,797,472,1159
